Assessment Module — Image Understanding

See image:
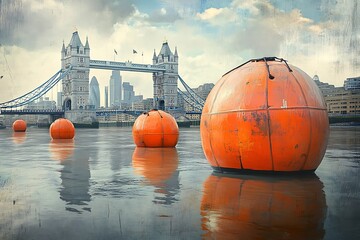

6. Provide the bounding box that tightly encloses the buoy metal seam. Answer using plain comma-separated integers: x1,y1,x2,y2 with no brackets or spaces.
202,106,327,115
208,74,232,169
141,114,148,147
160,113,164,146
237,126,244,170
265,62,275,171
290,71,312,170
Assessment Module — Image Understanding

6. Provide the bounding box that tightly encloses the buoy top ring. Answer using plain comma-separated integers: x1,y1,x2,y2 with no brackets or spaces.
223,56,293,78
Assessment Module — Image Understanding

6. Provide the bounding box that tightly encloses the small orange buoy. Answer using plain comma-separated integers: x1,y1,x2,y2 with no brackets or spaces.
50,118,75,139
201,57,329,172
132,109,179,148
12,119,27,132
201,174,326,239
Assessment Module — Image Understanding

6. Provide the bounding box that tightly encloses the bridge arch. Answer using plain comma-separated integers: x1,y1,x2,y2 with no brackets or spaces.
63,98,72,111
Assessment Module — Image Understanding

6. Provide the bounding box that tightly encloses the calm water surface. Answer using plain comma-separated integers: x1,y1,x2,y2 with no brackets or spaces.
0,126,359,239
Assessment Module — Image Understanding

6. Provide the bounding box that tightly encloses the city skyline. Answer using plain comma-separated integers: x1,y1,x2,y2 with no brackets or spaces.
0,0,359,105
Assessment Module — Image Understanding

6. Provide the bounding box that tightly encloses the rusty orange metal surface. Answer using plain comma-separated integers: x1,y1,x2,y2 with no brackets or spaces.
12,119,27,132
201,174,326,239
132,109,179,148
200,58,329,172
49,118,75,139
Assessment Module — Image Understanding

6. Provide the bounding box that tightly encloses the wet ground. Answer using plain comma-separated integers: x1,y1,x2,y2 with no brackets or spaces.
0,126,359,239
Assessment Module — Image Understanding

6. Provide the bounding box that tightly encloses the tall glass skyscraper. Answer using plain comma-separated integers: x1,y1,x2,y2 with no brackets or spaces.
123,82,135,104
109,70,122,108
89,76,100,109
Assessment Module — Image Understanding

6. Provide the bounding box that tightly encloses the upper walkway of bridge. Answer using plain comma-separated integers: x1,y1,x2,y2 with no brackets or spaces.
89,60,166,73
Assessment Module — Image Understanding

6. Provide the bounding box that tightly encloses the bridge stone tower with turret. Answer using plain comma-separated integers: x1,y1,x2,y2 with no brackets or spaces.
61,31,90,110
152,42,178,110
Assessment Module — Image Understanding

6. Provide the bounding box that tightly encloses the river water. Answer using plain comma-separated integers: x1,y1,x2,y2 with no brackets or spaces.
0,126,359,240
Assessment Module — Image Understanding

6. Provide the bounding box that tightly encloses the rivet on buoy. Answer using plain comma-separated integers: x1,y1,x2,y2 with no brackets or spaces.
50,118,75,139
132,109,179,148
200,57,329,172
12,119,27,132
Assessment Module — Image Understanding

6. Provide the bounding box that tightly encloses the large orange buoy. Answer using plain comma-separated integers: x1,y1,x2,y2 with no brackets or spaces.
12,119,27,132
132,109,179,148
201,173,326,239
50,118,75,139
201,57,329,172
49,139,75,161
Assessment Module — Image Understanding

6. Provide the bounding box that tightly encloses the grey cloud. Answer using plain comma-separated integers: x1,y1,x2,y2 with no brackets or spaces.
147,7,181,23
233,21,283,57
0,0,137,49
0,0,24,46
254,1,275,17
320,0,360,71
69,0,136,23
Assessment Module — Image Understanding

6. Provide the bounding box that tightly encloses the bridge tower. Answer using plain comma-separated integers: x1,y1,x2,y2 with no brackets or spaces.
152,42,178,110
61,31,90,110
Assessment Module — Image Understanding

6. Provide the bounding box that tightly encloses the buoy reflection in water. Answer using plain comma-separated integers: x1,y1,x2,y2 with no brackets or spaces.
132,147,180,205
12,132,26,144
49,139,75,161
201,173,327,240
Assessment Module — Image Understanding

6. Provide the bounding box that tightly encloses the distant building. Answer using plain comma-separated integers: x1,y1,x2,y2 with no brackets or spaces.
132,101,144,111
104,86,109,108
89,76,100,109
27,97,56,110
195,83,214,100
344,76,360,90
123,82,135,104
313,75,360,115
143,98,154,111
178,82,214,113
133,95,143,103
109,70,122,107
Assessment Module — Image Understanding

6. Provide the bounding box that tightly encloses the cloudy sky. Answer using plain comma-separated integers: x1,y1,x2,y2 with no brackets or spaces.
0,0,359,106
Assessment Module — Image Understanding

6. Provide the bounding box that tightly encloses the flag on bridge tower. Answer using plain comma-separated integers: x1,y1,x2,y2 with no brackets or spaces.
133,49,137,54
114,49,118,55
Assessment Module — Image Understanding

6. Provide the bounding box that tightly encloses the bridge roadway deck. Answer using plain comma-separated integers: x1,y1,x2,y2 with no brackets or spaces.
0,109,202,116
0,109,65,115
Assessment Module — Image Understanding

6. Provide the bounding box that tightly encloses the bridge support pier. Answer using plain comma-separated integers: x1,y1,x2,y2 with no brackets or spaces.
50,114,65,123
65,110,99,128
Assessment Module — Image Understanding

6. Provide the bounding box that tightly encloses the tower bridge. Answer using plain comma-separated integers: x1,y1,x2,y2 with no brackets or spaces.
0,31,204,126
